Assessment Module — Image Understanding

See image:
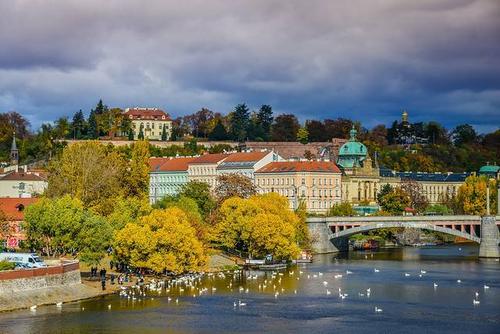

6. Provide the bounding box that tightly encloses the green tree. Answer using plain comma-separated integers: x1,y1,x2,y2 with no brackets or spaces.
328,202,356,216
378,187,410,215
297,127,309,144
54,117,71,139
138,124,145,140
257,105,273,141
71,110,87,139
230,104,250,142
425,204,452,215
114,208,207,274
161,125,168,141
179,181,216,219
107,197,151,231
208,119,229,141
452,124,478,146
271,114,300,141
77,214,113,266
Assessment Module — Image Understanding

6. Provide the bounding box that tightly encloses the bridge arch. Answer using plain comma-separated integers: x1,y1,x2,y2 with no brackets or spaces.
329,222,481,243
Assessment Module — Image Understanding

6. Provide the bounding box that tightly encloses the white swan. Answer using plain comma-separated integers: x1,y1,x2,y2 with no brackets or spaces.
374,306,383,312
56,302,63,307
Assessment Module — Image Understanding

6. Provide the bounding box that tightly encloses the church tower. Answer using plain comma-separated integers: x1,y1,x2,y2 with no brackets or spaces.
10,132,19,165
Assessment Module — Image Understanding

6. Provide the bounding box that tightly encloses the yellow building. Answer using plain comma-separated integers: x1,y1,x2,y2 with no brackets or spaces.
124,107,172,141
255,161,342,213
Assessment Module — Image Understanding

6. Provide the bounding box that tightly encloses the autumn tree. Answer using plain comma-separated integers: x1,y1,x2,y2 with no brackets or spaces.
400,179,428,213
456,175,497,215
107,197,151,231
46,141,126,215
153,195,206,241
297,127,309,144
114,208,207,274
214,193,303,260
125,140,150,198
214,174,257,202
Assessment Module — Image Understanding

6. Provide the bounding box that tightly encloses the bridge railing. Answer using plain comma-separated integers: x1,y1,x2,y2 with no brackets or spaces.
306,215,498,224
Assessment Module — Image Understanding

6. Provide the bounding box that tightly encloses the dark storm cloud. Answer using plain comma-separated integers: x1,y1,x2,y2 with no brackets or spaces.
0,0,499,132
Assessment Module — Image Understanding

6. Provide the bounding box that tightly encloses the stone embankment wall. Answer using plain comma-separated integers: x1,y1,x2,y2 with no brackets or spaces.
0,261,81,294
0,261,104,312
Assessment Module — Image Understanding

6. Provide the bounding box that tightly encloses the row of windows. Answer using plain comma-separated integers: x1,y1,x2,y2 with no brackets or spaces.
259,188,340,198
132,122,171,130
256,177,340,187
190,167,216,175
151,175,185,183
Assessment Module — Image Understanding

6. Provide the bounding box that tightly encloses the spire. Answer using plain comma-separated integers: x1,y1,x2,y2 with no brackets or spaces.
11,132,17,151
349,125,357,141
10,132,19,165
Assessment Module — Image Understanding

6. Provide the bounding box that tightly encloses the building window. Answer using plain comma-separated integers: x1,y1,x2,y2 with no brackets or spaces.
301,178,305,185
312,179,316,186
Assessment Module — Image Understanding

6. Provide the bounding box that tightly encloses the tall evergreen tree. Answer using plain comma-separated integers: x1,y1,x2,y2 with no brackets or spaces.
230,104,250,142
271,114,300,141
256,105,273,141
87,99,107,139
161,125,168,141
138,124,145,140
71,110,86,139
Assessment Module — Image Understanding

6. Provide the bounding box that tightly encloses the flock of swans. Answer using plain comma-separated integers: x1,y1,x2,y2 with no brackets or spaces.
28,265,494,314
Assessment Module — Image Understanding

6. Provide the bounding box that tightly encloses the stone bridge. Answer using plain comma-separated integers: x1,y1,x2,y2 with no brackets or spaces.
306,215,500,258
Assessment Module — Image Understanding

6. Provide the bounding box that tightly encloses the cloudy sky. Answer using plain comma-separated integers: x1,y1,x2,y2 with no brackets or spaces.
1,0,499,133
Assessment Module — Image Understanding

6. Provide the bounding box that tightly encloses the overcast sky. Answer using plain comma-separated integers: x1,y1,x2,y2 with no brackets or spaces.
1,0,499,133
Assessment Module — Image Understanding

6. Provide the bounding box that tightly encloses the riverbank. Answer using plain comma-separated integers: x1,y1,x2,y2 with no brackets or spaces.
0,253,239,313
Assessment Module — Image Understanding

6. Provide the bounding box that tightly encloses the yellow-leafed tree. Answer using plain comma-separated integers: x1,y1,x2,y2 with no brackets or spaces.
457,175,497,215
214,193,303,260
114,208,207,274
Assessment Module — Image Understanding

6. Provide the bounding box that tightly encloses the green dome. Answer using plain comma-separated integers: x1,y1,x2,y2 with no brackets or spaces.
479,165,500,173
337,126,368,168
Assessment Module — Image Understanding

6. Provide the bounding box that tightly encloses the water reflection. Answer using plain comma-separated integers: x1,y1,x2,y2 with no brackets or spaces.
0,245,499,334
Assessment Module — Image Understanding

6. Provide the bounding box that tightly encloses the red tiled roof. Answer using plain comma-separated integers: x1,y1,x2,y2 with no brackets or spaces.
0,172,47,182
0,198,39,221
189,153,230,164
256,161,342,173
123,108,172,121
149,158,166,171
150,157,197,172
224,151,269,163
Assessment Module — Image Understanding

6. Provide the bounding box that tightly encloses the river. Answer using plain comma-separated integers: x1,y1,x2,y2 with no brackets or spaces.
0,244,499,334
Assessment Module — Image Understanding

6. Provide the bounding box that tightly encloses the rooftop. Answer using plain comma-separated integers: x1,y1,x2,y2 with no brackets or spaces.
0,197,39,221
224,151,269,163
0,172,47,182
150,157,197,172
256,161,341,174
189,153,230,165
123,107,171,121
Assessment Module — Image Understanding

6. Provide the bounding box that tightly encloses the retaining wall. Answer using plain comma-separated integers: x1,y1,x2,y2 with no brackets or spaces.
0,261,81,294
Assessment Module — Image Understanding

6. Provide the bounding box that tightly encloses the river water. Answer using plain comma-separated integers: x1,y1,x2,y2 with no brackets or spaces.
0,244,499,334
